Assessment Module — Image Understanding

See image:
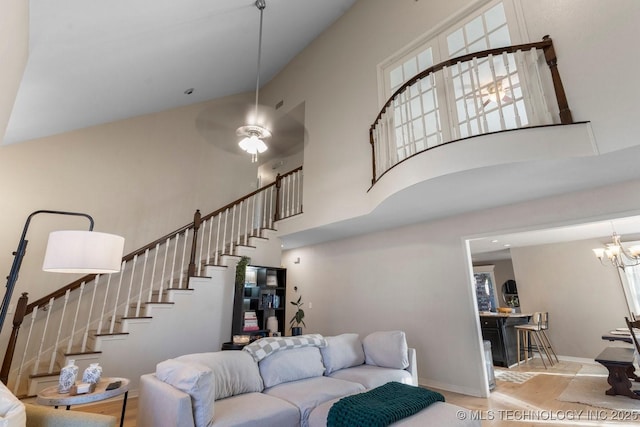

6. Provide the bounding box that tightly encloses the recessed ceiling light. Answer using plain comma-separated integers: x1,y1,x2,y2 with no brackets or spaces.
184,88,194,95
503,244,511,247
491,239,499,243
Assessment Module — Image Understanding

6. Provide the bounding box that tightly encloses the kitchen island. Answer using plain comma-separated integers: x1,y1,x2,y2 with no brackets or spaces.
479,312,531,368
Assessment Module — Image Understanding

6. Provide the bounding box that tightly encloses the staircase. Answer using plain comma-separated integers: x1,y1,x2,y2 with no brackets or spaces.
1,168,302,397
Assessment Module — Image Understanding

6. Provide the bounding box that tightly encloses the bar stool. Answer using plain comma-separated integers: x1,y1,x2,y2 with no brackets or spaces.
515,312,555,368
539,311,559,363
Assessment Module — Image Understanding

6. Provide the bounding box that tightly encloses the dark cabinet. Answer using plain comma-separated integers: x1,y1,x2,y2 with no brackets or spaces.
480,315,529,368
232,265,286,339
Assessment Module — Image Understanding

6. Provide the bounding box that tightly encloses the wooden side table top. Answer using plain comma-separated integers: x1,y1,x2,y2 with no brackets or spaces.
36,377,130,406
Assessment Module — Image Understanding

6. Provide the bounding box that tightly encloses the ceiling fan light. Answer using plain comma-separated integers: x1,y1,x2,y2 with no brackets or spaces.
239,135,268,154
592,248,605,259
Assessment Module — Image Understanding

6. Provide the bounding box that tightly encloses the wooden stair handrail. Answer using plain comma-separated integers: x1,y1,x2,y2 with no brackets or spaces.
23,166,303,315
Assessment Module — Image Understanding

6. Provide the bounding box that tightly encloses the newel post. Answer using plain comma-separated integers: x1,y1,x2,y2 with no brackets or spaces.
542,35,573,124
1,292,28,385
274,174,282,223
369,127,377,186
188,210,201,278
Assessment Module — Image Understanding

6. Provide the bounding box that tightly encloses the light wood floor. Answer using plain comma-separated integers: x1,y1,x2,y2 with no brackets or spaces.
77,359,635,426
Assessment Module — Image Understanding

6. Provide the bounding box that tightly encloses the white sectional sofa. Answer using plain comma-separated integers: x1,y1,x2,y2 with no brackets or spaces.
137,331,479,427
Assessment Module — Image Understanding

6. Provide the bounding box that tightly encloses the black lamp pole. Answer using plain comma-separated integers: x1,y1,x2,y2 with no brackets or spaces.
0,210,94,336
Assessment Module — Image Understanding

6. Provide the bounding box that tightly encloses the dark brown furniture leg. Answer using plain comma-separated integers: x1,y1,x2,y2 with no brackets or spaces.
595,347,640,400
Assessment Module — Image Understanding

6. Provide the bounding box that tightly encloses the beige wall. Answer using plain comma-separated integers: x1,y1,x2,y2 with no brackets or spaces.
511,238,629,359
0,94,260,344
283,179,640,396
0,0,28,142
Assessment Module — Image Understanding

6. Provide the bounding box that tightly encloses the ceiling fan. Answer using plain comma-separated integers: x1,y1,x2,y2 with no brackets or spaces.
465,75,520,108
195,0,306,166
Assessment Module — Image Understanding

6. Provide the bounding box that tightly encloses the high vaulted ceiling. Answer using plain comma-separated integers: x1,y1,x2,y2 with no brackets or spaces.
3,0,356,145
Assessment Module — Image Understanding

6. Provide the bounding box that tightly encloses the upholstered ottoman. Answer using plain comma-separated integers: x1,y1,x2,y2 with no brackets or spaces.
307,388,480,427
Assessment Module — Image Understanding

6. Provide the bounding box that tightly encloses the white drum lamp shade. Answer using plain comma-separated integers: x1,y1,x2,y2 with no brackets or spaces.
42,230,125,274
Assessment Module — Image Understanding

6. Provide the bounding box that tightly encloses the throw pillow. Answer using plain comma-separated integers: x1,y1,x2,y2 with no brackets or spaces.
156,359,215,427
177,351,263,400
320,333,365,374
259,347,326,388
362,330,409,369
0,381,26,427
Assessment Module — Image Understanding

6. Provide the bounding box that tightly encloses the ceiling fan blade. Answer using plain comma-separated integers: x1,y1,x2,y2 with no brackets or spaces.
501,95,514,104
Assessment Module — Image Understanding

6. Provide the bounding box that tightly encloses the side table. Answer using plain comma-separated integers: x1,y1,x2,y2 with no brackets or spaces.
36,377,130,427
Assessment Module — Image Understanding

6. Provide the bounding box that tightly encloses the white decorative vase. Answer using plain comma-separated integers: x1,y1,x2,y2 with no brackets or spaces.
266,316,278,335
58,359,78,393
82,362,102,384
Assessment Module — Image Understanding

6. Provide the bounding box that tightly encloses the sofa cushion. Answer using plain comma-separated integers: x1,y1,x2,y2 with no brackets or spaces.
156,359,215,427
176,350,263,399
320,333,365,375
264,376,365,427
213,392,299,427
259,347,325,388
0,381,26,427
363,330,409,369
328,364,413,389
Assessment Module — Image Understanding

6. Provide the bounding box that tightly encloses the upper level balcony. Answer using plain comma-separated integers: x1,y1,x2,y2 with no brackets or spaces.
369,36,580,187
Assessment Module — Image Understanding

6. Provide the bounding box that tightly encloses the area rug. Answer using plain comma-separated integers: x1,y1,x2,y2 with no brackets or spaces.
557,364,640,411
494,369,537,384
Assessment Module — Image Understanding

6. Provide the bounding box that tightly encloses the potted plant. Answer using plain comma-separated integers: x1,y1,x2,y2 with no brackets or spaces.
289,295,305,336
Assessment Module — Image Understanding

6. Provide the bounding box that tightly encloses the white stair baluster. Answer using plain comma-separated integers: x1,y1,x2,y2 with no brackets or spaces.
169,234,179,290
207,217,213,265
179,229,189,289
222,210,229,256
81,275,100,352
33,298,54,376
488,54,506,130
97,274,112,335
244,200,250,245
198,219,207,275
49,291,70,373
158,239,170,302
148,243,160,303
214,214,221,265
124,255,138,319
110,261,127,333
136,249,150,316
66,283,85,355
230,205,236,254
13,306,38,395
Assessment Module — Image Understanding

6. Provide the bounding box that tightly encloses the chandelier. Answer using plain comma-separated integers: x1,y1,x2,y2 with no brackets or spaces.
592,232,640,270
236,0,270,163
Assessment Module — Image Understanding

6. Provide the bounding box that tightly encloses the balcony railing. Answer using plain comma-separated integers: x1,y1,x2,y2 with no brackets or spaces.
369,36,573,185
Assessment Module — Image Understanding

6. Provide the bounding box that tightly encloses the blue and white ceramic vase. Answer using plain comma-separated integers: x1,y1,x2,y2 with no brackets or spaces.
58,359,78,393
82,362,102,384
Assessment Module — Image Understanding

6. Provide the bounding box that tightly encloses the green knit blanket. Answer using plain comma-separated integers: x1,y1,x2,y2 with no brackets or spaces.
327,382,445,427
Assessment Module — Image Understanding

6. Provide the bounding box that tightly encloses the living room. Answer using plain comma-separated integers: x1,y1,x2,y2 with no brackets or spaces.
2,0,640,423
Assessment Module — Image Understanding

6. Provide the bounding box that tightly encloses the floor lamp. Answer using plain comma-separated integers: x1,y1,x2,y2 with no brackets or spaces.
0,210,125,336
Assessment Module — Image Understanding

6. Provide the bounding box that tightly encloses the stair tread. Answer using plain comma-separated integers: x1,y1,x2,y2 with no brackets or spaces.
64,350,102,356
120,316,153,320
93,332,130,337
29,371,61,379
